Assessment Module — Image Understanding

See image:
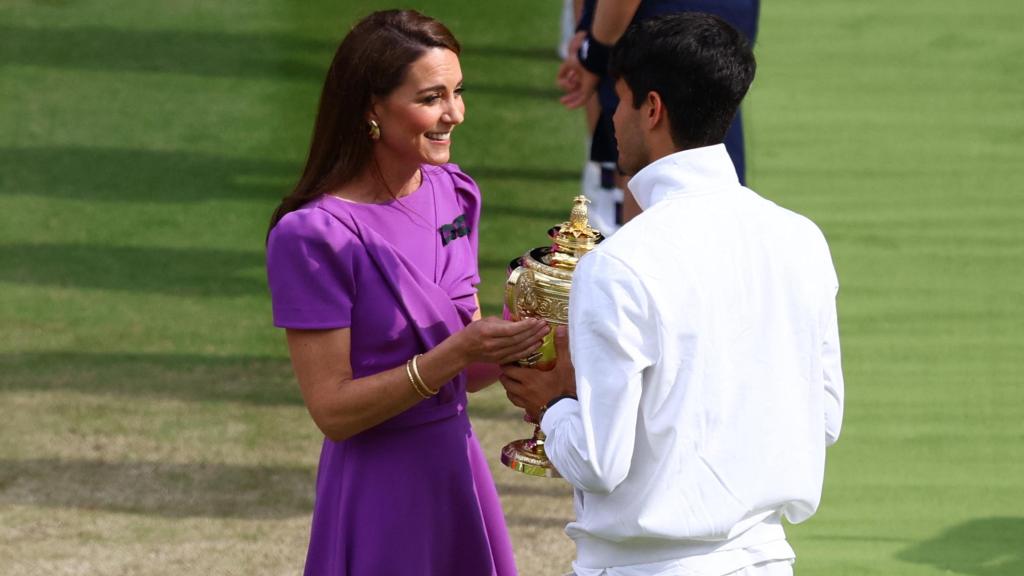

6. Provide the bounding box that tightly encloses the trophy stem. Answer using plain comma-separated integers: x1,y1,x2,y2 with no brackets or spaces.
500,424,560,478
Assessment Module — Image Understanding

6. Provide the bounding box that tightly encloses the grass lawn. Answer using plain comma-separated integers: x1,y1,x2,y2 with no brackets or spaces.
2,0,1022,574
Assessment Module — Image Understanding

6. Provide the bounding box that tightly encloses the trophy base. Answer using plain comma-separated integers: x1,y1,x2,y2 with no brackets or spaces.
500,433,560,478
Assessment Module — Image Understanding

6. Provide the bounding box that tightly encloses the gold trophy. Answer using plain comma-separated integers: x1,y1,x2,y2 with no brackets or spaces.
501,195,603,477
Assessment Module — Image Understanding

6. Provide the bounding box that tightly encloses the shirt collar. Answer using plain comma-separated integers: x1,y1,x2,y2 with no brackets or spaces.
627,144,739,210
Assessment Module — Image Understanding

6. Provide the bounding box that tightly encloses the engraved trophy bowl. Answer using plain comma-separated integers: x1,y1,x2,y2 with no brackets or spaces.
501,195,603,477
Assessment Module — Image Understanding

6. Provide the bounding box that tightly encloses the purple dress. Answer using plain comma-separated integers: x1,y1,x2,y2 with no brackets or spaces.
266,164,517,576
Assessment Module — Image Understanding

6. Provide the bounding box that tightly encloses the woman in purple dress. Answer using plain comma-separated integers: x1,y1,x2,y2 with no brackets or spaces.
265,10,547,575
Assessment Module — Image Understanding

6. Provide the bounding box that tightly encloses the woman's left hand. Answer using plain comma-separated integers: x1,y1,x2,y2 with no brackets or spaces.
453,316,550,366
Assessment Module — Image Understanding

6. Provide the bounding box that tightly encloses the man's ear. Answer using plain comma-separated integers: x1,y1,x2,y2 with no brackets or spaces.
645,91,666,130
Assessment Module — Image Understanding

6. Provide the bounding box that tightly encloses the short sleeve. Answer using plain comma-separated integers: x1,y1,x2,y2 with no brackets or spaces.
442,163,482,287
266,207,360,329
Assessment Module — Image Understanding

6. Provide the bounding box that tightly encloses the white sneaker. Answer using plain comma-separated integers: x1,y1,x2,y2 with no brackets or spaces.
581,161,609,235
581,161,621,236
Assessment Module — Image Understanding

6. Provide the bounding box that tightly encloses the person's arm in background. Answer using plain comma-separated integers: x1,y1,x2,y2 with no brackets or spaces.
560,0,642,109
590,0,641,44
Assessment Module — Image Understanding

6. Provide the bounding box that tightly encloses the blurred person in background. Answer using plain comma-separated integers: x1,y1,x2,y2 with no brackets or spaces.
559,0,759,235
265,9,548,575
503,13,843,576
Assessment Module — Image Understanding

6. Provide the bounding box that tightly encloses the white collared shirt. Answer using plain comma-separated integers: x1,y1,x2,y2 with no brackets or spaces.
541,145,844,575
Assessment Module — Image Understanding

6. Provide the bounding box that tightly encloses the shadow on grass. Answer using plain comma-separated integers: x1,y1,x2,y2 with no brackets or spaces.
464,165,579,185
0,25,561,102
460,165,579,222
484,200,579,223
0,243,265,296
477,256,542,282
0,352,301,407
462,43,561,63
459,44,563,102
0,24,332,81
0,146,297,203
896,517,1024,575
468,83,563,101
0,458,313,519
0,148,579,207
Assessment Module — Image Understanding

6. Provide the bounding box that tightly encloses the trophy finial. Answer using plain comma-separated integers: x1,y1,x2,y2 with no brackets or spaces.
543,195,603,270
557,195,600,242
569,195,590,231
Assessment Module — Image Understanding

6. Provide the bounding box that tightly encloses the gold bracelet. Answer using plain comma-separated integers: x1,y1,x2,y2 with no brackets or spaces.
406,359,431,399
410,354,436,397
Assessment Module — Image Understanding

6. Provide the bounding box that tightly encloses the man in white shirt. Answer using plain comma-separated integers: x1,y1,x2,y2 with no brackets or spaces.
499,12,843,576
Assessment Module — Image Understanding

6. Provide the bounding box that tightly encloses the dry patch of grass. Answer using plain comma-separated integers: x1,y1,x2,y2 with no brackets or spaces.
0,387,318,575
0,382,577,575
471,385,577,575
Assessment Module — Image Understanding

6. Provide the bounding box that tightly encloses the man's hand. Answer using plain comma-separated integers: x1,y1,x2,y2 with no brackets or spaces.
499,326,576,423
557,31,587,92
557,31,599,110
560,67,599,110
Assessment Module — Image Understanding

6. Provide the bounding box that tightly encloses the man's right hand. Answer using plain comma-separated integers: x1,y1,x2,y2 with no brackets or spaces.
499,326,576,422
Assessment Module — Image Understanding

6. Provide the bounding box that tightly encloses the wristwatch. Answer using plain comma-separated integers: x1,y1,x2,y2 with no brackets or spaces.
538,394,578,423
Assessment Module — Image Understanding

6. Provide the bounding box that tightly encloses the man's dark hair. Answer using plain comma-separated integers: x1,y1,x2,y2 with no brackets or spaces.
609,12,756,149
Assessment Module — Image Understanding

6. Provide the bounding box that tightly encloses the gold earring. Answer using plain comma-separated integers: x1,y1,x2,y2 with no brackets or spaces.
368,119,381,140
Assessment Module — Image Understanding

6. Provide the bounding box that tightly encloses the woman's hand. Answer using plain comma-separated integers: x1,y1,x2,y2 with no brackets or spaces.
454,316,550,366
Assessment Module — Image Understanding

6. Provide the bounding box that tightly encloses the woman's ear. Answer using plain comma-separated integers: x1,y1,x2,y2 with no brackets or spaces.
368,98,381,123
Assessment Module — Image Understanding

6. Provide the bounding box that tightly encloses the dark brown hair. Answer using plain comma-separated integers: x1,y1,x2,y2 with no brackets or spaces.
267,10,460,236
609,13,755,149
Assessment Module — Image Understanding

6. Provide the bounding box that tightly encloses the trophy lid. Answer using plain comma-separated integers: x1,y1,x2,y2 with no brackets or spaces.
546,195,603,269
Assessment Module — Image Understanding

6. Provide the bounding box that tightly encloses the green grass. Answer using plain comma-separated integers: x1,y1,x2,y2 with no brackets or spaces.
2,0,1023,574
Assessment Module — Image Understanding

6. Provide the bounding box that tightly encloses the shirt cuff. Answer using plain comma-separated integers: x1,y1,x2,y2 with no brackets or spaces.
540,396,579,434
